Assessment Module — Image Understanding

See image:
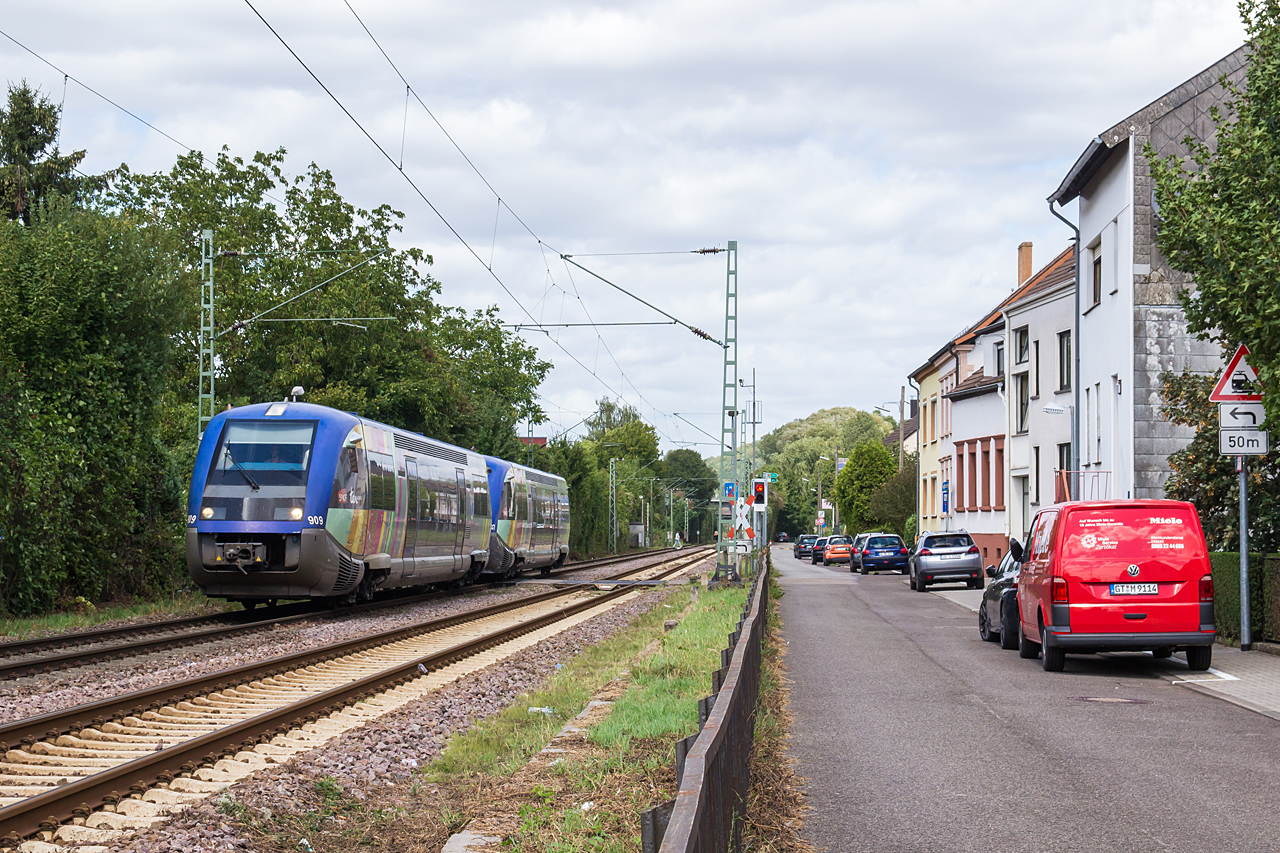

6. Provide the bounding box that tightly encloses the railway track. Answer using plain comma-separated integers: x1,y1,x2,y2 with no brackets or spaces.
0,549,711,846
0,547,695,681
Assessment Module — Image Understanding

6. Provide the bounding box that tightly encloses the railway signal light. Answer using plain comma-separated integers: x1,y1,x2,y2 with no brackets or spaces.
752,480,766,504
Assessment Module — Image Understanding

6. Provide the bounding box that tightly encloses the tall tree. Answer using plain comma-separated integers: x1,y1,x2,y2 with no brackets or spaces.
1161,368,1280,551
663,448,717,501
0,200,184,613
0,81,96,225
833,441,896,535
104,148,548,458
584,397,640,440
869,453,918,539
1148,1,1280,425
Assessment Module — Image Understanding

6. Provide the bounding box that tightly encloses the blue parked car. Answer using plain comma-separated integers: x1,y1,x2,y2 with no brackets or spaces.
856,533,910,575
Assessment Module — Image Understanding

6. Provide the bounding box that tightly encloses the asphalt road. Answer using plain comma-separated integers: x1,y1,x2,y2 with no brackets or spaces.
774,546,1280,853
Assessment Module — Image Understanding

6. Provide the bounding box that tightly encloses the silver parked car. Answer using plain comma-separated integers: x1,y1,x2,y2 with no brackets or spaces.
909,531,982,592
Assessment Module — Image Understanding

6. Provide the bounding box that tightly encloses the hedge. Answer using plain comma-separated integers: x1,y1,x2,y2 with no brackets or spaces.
1207,551,1280,643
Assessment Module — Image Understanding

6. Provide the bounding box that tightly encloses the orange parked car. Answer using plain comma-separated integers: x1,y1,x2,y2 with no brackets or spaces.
823,535,854,566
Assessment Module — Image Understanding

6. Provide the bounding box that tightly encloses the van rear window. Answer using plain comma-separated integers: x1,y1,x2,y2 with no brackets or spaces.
1061,508,1205,560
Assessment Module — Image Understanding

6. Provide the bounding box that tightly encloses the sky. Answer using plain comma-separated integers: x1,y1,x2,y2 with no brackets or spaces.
0,1,1249,455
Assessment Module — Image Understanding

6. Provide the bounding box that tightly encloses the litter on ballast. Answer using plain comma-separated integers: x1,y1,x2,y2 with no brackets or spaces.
581,801,594,812
528,707,555,715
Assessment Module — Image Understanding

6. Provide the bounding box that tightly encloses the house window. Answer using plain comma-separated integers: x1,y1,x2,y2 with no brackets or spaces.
1057,442,1072,474
981,441,991,509
1014,327,1029,364
931,396,938,442
1015,373,1029,433
1033,445,1041,504
1058,331,1071,391
995,342,1005,376
994,442,1005,509
1092,249,1102,305
1033,340,1040,397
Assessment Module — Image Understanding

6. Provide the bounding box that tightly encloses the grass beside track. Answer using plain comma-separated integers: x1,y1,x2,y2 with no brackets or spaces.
0,589,230,640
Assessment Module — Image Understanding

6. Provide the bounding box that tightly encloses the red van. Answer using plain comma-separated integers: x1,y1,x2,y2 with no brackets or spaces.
1013,500,1215,672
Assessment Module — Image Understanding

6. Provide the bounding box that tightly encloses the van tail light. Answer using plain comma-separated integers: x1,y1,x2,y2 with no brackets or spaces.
919,548,932,556
899,547,909,555
1052,576,1069,604
1200,574,1214,602
967,545,980,554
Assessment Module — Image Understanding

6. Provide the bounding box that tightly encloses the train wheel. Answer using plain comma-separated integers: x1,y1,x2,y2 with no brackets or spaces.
240,600,258,611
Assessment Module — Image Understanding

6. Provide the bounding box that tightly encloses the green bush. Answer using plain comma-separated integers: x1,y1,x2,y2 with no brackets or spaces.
1209,551,1269,642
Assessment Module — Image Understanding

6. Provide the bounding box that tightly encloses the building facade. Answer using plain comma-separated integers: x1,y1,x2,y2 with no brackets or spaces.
1003,246,1076,542
1048,46,1247,499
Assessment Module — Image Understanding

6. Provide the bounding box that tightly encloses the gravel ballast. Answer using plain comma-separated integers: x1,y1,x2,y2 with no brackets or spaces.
0,551,684,725
99,576,694,853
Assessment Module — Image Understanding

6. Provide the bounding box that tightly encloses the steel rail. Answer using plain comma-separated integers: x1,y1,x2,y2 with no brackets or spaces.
0,548,692,677
0,550,712,842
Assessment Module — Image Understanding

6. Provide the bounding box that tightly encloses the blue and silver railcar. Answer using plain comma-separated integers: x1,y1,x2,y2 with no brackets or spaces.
186,402,492,604
483,456,570,577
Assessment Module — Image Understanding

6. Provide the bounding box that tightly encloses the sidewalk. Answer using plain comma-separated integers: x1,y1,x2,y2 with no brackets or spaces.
927,581,1280,723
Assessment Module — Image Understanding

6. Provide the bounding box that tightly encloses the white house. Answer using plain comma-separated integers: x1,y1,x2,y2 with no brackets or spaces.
945,320,1008,564
1002,245,1076,541
1047,46,1246,500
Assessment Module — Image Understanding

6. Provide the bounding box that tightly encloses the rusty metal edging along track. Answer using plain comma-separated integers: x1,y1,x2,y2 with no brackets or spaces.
0,547,692,678
0,550,713,842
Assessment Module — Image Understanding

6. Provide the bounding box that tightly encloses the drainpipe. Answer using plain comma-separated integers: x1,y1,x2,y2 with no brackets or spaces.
1049,199,1081,499
909,376,921,541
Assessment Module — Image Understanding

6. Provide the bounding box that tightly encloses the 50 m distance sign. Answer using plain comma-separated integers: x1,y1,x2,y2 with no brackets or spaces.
1220,429,1269,456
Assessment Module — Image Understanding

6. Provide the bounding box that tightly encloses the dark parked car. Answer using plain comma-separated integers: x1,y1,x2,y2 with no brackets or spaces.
776,532,790,543
857,533,910,575
810,536,830,565
910,531,982,591
849,533,870,573
979,550,1021,650
795,535,818,560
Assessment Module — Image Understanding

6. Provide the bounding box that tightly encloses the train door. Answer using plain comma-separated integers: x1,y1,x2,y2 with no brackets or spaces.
403,458,418,576
454,469,467,570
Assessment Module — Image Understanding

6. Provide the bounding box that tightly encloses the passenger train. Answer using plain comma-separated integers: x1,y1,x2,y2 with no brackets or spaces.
186,401,569,605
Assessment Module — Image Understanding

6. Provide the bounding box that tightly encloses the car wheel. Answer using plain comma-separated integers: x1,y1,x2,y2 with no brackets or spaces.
915,575,927,592
1152,648,1173,659
1018,614,1040,659
860,565,868,575
999,597,1019,650
967,577,981,590
979,605,997,642
908,571,917,590
1041,624,1065,672
1186,645,1212,671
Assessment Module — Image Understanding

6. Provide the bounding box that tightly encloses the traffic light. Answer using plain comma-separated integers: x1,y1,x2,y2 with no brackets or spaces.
752,479,766,504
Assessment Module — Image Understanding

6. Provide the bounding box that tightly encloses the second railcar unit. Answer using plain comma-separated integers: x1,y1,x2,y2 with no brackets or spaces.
186,402,492,604
484,456,570,576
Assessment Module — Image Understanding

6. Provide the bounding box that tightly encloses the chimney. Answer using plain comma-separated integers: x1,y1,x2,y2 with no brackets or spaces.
1018,242,1033,285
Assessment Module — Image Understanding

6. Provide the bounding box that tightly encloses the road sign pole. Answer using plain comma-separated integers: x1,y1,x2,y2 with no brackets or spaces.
1241,454,1252,651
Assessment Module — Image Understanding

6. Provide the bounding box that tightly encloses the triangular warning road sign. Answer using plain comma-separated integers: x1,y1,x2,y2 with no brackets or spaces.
1210,344,1263,403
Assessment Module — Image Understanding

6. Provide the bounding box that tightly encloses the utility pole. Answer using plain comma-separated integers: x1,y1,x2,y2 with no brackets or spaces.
609,458,618,554
716,241,739,583
899,385,906,472
198,230,215,438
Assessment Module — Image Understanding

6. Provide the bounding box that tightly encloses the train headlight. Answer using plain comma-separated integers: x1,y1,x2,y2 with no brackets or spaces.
290,507,304,520
200,507,214,520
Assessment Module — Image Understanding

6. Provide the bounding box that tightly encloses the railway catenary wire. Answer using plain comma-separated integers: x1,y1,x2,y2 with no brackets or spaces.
0,549,712,845
0,548,696,680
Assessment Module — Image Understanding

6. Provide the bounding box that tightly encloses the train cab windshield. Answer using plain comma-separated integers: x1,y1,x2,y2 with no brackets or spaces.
200,420,316,521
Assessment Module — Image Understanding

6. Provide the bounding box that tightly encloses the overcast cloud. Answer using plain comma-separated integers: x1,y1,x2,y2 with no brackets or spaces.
0,1,1248,453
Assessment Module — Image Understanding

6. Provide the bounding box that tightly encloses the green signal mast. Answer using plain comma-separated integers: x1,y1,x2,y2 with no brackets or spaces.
715,240,739,582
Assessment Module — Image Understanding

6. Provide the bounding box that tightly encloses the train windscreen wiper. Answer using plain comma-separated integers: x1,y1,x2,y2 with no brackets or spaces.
223,448,261,491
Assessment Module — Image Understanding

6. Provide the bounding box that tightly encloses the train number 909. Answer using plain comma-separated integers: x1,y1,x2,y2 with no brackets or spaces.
307,515,326,527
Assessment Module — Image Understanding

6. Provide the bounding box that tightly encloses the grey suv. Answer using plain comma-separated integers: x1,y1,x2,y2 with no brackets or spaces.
909,531,982,591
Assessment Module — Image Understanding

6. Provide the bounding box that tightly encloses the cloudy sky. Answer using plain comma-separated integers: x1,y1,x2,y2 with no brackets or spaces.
0,1,1248,453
